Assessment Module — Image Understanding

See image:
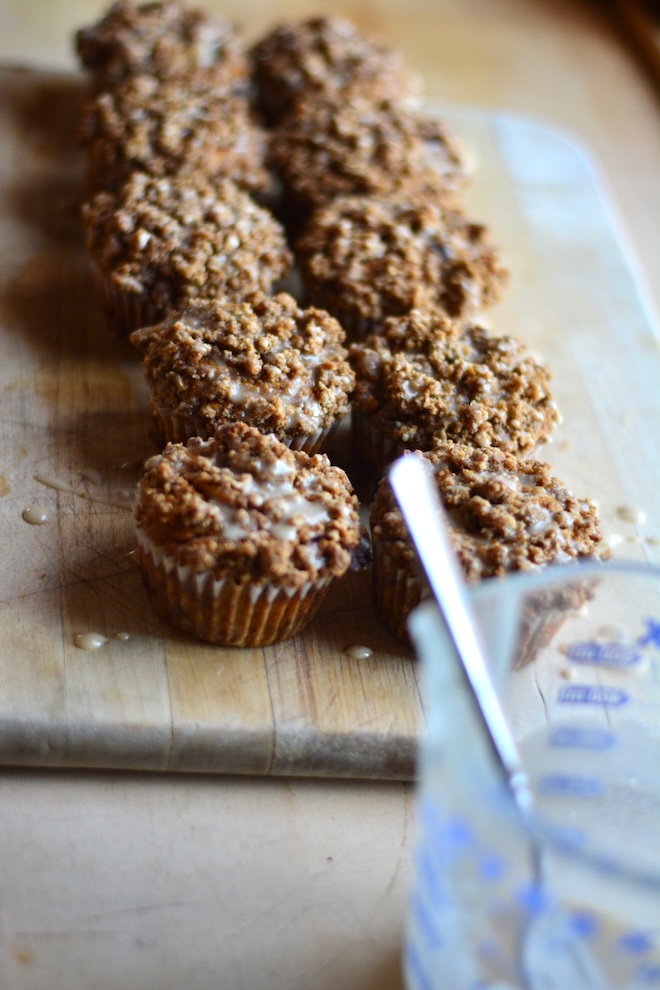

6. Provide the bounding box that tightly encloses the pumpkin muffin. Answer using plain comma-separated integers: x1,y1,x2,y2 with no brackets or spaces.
250,15,419,122
296,195,508,339
268,93,465,218
75,0,248,92
134,424,362,646
130,293,355,454
80,74,269,194
370,444,607,654
82,171,292,334
349,309,558,471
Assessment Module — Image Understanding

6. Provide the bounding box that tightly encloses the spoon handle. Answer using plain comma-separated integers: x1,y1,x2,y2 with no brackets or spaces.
389,453,533,816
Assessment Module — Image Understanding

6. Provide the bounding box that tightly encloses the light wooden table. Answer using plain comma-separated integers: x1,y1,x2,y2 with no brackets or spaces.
0,2,658,989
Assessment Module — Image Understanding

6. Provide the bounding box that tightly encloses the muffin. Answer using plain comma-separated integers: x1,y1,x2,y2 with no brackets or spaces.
134,424,362,646
370,444,607,655
268,93,465,230
350,309,558,472
129,293,355,454
81,171,292,334
80,74,269,194
250,15,420,122
296,195,508,339
75,0,248,92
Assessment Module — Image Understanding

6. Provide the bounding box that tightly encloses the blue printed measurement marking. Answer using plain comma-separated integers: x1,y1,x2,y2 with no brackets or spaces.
404,941,435,990
548,724,616,749
634,962,660,984
618,932,656,955
414,843,451,906
478,853,507,883
514,881,552,914
637,617,660,650
566,641,642,667
558,684,629,706
409,889,444,950
538,774,603,797
544,824,587,847
568,911,599,938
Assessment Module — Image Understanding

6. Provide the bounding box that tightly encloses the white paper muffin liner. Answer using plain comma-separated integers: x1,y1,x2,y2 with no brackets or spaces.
372,532,569,664
352,409,406,476
371,535,423,644
95,268,164,338
136,527,332,647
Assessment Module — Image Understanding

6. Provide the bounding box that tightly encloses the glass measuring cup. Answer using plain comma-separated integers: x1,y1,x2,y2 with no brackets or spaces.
404,561,660,990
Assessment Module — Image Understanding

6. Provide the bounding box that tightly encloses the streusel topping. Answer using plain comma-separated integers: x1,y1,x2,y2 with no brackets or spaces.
82,172,292,315
268,93,464,209
135,425,361,585
350,310,557,454
76,0,248,91
250,15,419,121
81,74,269,193
130,294,355,439
297,195,508,325
371,444,606,581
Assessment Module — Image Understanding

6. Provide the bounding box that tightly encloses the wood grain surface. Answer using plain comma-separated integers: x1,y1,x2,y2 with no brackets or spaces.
0,5,657,990
0,66,658,780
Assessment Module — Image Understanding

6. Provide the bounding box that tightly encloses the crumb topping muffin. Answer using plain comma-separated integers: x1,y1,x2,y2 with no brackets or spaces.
268,93,465,210
250,15,419,121
82,172,292,321
371,444,606,582
135,425,361,587
76,0,248,91
134,424,363,645
296,195,508,333
350,309,558,456
130,293,355,448
81,74,269,193
370,444,607,645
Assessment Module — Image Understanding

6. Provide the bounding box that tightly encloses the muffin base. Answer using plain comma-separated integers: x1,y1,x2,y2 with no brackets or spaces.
352,409,405,476
151,402,338,455
299,288,379,343
372,533,571,666
96,270,164,338
512,608,567,670
137,530,332,647
371,536,422,644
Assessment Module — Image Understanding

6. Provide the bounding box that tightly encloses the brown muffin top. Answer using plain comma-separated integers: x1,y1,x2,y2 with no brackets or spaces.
296,195,508,327
250,15,419,121
75,0,248,91
268,93,465,211
371,444,607,581
134,424,361,586
350,310,558,454
80,75,269,194
130,293,355,441
82,172,292,316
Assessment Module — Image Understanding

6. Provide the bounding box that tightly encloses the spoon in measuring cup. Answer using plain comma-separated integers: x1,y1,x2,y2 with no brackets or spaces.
390,453,612,988
389,453,535,823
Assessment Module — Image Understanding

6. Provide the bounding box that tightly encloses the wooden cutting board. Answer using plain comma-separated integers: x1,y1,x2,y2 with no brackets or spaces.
0,67,658,779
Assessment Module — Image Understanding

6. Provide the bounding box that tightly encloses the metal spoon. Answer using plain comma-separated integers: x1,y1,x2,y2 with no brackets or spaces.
388,453,534,821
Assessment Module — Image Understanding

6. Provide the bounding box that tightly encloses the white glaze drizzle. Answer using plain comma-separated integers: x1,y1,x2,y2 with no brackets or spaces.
79,467,102,485
22,505,49,525
74,632,107,650
33,474,132,511
344,645,374,660
615,504,647,525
